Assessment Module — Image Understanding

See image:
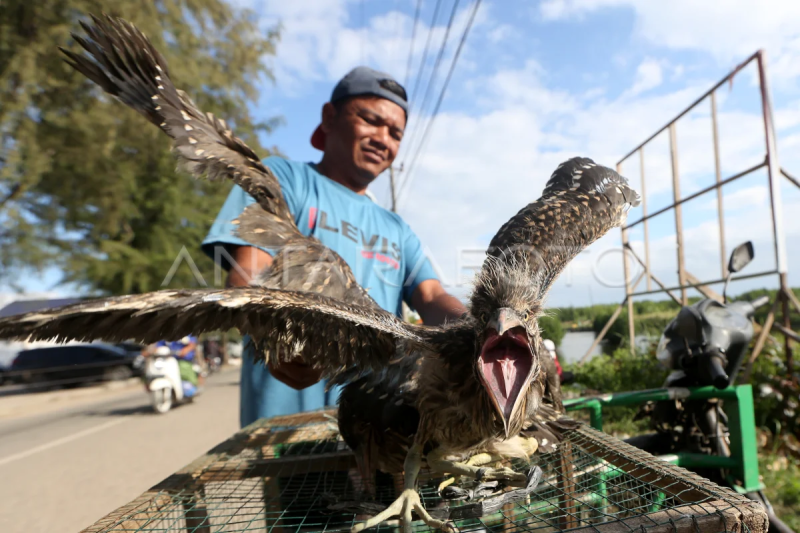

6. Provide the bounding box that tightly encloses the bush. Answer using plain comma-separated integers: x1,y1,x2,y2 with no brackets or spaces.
538,314,565,347
568,346,667,394
760,453,800,531
564,347,668,429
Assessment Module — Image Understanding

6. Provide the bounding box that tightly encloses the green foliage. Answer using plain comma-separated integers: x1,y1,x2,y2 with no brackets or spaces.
554,304,617,328
0,0,280,295
564,347,668,426
760,453,800,530
538,314,564,347
568,346,667,394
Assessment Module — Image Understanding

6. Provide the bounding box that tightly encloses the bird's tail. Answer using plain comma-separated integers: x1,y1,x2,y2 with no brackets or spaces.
61,13,300,246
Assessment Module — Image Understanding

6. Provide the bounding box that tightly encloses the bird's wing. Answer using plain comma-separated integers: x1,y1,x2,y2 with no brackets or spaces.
60,14,298,246
0,287,438,380
471,157,641,308
61,13,378,307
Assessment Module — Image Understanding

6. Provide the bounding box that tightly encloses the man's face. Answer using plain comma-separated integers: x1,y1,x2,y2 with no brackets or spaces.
323,96,406,186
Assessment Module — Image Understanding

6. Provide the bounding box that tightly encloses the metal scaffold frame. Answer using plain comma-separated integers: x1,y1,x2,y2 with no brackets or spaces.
580,50,800,378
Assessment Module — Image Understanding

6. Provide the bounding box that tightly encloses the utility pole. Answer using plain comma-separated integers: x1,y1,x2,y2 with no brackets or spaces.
388,163,403,212
389,164,416,322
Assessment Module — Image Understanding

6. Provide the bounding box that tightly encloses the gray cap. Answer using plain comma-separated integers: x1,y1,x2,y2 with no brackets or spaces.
311,66,408,150
331,66,408,114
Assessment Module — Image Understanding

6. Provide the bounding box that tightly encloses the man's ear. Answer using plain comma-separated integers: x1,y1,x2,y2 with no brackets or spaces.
321,102,337,134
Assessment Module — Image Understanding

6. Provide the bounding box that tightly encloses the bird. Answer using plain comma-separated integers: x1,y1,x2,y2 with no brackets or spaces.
0,14,642,533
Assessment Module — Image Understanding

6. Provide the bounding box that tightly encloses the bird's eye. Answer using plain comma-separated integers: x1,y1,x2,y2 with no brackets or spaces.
523,311,530,321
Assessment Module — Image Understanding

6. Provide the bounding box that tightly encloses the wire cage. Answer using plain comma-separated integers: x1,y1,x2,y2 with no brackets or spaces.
83,410,767,533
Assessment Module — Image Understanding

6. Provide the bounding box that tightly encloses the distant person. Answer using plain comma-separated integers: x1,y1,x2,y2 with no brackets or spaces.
544,338,574,385
155,336,199,386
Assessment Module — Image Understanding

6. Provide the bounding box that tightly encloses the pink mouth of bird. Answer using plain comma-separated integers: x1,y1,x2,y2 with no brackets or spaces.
479,327,534,423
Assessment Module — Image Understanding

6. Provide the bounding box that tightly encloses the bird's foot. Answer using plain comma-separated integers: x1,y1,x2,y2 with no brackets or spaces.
350,488,455,533
474,466,527,486
436,452,499,493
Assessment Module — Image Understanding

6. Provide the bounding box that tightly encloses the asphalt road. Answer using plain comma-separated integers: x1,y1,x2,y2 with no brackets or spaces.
0,367,242,533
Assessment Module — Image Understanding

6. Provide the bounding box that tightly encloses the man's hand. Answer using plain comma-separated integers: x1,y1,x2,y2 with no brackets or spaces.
411,279,467,326
267,359,324,390
228,245,325,390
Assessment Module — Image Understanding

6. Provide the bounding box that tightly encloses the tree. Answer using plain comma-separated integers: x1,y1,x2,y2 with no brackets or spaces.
0,0,280,295
538,314,565,347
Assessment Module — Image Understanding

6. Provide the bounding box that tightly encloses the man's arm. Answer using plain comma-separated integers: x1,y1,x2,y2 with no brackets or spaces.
410,279,467,326
228,245,323,390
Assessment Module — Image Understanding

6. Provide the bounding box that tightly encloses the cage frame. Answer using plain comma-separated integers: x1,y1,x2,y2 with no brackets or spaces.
81,410,767,533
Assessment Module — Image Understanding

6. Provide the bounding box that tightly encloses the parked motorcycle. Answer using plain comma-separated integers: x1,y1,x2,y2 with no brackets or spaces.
144,345,201,414
626,241,793,533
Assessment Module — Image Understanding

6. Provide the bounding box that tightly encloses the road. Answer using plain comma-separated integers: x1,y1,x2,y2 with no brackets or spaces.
0,367,241,533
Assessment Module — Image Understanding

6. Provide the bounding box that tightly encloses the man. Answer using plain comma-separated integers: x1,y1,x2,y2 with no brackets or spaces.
202,67,467,427
154,335,200,387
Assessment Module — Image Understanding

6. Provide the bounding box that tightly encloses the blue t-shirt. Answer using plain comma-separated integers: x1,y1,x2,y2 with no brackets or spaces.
155,336,197,361
201,157,438,427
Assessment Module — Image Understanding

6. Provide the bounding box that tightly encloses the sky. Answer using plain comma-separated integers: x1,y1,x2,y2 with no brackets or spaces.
5,0,800,311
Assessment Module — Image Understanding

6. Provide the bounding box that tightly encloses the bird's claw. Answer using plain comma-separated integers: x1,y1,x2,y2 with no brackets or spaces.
440,481,499,502
351,488,455,533
475,466,527,485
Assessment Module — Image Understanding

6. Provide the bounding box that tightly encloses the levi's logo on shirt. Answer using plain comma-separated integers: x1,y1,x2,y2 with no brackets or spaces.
308,207,400,270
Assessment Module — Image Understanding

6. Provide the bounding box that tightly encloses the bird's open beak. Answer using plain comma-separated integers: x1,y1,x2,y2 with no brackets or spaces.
478,308,535,437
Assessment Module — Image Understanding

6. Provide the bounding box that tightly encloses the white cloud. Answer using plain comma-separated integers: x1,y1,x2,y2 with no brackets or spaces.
627,58,663,97
538,0,800,91
539,1,800,57
245,0,487,97
234,1,800,306
389,51,800,306
701,185,770,212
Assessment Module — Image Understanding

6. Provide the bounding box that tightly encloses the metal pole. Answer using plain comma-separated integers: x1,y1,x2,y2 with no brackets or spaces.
756,50,788,275
389,166,398,212
757,50,792,376
639,148,651,291
741,296,779,383
578,273,645,364
710,91,727,278
669,123,687,305
781,273,794,377
618,163,636,355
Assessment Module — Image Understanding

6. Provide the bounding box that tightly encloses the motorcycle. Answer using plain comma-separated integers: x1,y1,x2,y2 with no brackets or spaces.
626,241,794,533
144,345,201,414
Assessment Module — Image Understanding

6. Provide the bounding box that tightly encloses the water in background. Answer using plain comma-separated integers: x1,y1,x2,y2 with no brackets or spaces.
558,331,656,365
559,331,602,365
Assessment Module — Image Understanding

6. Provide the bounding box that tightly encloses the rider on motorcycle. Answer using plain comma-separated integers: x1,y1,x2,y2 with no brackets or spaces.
155,336,199,387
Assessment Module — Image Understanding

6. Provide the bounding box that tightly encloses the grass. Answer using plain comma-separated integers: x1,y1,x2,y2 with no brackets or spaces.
760,452,800,529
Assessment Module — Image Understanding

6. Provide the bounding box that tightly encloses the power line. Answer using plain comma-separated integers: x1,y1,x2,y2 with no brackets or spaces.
395,0,482,208
360,0,366,65
406,0,443,115
396,0,461,187
404,0,424,87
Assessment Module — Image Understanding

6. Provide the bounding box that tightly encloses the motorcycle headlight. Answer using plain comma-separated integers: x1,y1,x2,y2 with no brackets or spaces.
655,333,673,369
153,359,166,370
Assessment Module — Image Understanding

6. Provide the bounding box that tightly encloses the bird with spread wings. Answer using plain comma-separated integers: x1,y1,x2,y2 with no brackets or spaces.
0,14,642,533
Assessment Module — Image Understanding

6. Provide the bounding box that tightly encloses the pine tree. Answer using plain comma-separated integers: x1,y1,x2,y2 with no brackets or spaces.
0,0,280,295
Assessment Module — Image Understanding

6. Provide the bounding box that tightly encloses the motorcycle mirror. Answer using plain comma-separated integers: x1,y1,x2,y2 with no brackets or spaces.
727,241,754,274
723,241,754,303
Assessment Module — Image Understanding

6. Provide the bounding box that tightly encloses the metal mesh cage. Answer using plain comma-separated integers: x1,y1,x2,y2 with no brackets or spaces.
83,410,767,533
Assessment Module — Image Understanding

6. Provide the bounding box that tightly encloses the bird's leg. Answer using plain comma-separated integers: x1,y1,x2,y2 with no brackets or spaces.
351,443,453,533
437,452,502,492
427,448,527,488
